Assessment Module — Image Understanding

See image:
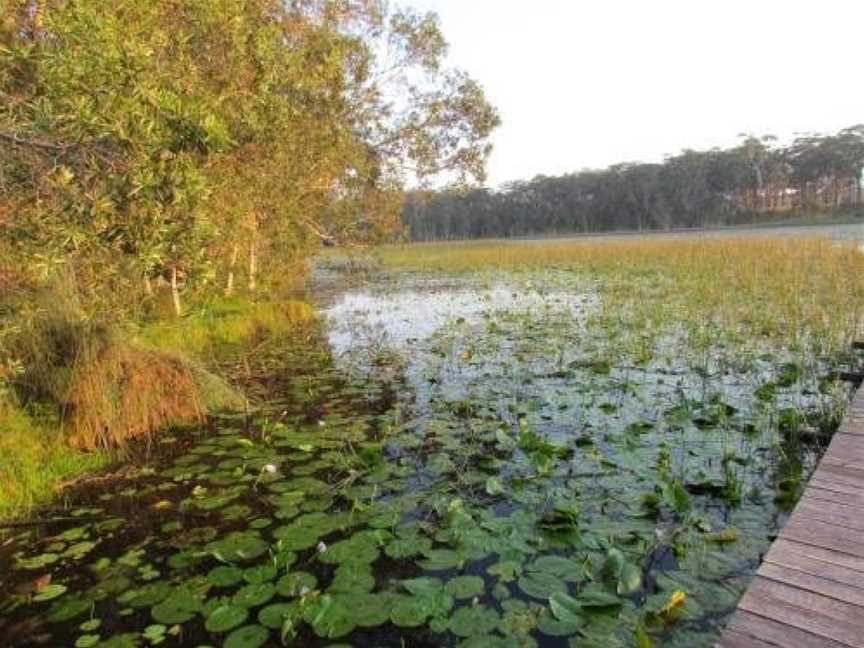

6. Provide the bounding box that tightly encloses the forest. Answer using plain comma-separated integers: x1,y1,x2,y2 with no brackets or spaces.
403,128,864,240
0,0,498,315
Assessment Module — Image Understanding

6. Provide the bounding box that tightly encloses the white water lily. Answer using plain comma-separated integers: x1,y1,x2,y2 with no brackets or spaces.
263,463,278,474
316,541,327,554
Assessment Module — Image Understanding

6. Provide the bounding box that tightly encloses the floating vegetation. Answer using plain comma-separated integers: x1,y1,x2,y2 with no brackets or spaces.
1,261,861,647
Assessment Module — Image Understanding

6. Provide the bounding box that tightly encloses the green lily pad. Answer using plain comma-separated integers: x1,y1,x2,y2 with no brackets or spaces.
549,591,583,625
207,566,244,588
448,605,501,637
530,555,583,582
329,562,375,593
206,533,269,562
258,602,302,629
224,624,270,648
47,595,92,622
16,553,59,570
33,584,68,602
232,583,276,608
390,596,431,628
303,594,356,639
243,564,277,584
444,575,485,599
384,535,432,559
150,589,203,624
205,605,249,632
276,571,317,597
517,572,566,599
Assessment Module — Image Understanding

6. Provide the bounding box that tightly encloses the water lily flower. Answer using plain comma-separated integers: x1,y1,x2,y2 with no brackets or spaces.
263,464,278,474
316,541,327,554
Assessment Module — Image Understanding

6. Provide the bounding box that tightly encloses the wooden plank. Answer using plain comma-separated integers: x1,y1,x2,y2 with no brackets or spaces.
804,484,863,506
794,500,864,532
722,609,848,648
738,579,862,645
781,518,864,558
805,476,863,497
815,463,864,486
763,545,864,588
745,577,864,626
715,628,779,648
758,562,864,607
769,538,864,575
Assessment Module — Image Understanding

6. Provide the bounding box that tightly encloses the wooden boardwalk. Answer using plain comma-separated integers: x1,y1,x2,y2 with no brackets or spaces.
717,385,864,647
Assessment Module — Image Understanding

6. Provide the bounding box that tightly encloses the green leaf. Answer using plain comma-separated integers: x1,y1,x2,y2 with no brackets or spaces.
232,583,276,608
444,575,485,599
447,605,501,637
275,571,317,598
207,566,244,587
549,591,583,625
33,584,68,602
517,571,566,599
224,624,270,648
205,605,249,633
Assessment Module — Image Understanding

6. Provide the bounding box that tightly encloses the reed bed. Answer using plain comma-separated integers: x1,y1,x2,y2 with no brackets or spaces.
377,238,864,354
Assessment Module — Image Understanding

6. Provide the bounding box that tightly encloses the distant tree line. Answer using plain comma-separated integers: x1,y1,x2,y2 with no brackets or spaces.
403,127,864,240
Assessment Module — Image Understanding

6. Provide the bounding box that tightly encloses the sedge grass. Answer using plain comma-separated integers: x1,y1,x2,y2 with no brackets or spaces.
375,238,864,354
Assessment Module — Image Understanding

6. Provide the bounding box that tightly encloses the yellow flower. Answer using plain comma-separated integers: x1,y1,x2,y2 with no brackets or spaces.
660,590,687,616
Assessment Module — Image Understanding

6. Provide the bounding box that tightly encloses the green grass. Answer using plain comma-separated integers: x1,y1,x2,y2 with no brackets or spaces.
0,296,317,520
0,395,109,519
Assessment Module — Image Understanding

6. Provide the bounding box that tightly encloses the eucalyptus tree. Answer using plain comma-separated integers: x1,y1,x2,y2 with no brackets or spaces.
0,0,499,312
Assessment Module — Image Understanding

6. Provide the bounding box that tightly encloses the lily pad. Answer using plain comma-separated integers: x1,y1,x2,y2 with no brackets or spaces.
224,624,270,648
444,575,485,599
258,601,302,629
205,605,249,632
517,572,566,599
276,571,317,597
47,596,92,622
448,605,501,637
232,583,276,608
207,566,244,588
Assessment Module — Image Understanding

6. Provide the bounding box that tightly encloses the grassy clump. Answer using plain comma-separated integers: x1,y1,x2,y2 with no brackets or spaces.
0,392,108,518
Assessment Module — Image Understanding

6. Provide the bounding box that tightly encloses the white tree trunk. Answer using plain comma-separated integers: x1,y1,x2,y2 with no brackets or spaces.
171,266,183,316
225,244,238,296
248,213,258,292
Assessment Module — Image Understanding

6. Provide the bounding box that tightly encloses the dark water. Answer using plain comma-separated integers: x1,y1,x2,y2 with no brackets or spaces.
0,272,856,648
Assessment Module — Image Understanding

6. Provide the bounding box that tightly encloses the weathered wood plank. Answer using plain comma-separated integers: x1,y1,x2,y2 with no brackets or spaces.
721,609,848,648
768,538,864,575
764,541,864,587
715,628,780,648
781,518,864,558
738,579,862,645
758,562,864,607
745,577,864,625
804,484,863,506
793,500,864,532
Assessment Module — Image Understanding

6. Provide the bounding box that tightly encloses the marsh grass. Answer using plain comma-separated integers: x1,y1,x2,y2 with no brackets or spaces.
376,238,864,354
0,294,316,518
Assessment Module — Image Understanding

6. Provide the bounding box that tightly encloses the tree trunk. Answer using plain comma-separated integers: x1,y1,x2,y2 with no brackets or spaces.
171,266,182,317
248,213,258,292
225,244,238,296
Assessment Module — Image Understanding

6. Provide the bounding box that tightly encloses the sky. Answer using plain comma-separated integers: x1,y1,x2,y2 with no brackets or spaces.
412,0,864,188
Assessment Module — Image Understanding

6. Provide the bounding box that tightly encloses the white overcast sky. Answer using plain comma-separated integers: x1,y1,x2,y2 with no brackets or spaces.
412,0,864,188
